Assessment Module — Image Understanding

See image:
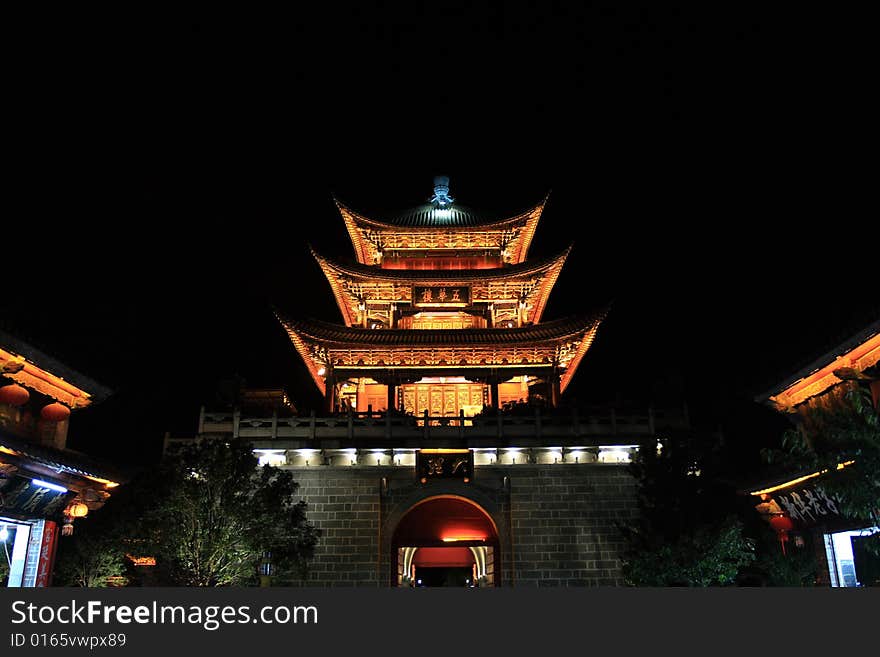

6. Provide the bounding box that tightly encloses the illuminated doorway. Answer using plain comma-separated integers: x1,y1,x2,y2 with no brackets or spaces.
1,517,41,588
824,526,880,587
393,496,498,587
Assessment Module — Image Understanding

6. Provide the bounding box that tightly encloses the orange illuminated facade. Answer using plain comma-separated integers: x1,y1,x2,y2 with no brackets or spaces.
767,328,880,412
281,178,605,417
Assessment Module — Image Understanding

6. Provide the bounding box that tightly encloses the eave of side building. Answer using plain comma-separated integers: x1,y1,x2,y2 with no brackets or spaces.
756,318,880,412
0,329,112,409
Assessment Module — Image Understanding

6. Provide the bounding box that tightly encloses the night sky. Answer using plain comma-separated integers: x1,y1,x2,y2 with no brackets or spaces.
4,9,875,470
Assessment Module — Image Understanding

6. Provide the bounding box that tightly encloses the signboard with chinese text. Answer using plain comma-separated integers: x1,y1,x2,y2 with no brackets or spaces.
0,475,72,519
771,485,841,526
34,521,59,587
412,286,471,307
417,450,474,482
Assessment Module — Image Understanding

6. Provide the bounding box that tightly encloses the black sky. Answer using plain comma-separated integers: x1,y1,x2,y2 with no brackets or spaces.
4,8,875,468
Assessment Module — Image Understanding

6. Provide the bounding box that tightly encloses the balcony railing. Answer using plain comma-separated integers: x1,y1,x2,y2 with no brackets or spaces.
165,405,687,451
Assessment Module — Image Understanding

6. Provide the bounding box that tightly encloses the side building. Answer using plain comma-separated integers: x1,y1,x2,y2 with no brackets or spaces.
1,330,123,587
750,318,880,587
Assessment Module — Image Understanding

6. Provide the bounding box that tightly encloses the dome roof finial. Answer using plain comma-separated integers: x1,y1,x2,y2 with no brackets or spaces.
430,176,453,207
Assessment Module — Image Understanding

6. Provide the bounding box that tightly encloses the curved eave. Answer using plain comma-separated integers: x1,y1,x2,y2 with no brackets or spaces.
559,317,604,394
528,244,571,324
336,200,374,265
279,312,605,349
277,314,326,395
508,196,547,264
311,248,360,326
336,197,546,235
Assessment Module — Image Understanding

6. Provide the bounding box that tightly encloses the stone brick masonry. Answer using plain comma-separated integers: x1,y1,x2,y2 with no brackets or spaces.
280,464,638,587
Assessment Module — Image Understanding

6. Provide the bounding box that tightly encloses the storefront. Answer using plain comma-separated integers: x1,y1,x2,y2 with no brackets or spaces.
1,330,121,587
749,472,880,587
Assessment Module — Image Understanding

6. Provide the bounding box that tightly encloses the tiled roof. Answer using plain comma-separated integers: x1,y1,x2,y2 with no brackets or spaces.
335,196,545,230
279,311,607,347
385,204,493,227
0,430,127,483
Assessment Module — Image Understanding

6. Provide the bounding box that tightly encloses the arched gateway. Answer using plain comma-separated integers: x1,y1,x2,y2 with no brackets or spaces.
392,495,499,587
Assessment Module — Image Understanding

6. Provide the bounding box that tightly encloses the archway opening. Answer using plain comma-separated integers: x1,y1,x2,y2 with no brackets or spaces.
392,496,498,587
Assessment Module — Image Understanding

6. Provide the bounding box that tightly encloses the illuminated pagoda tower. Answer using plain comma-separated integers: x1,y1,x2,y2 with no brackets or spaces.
280,176,604,419
179,177,683,587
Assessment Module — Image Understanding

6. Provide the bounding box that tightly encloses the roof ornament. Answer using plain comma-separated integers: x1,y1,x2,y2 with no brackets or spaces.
429,176,454,207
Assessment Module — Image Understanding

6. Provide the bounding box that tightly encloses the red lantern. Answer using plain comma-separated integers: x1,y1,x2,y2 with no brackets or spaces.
41,402,71,422
0,383,30,406
769,515,794,533
770,515,795,555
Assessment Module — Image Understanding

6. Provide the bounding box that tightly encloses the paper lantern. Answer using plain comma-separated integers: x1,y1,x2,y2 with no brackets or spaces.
67,502,89,518
41,402,71,422
0,383,29,406
769,515,794,533
770,514,794,554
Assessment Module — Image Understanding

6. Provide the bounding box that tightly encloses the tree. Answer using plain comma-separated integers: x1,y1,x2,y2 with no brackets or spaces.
115,437,319,586
766,382,880,554
623,517,755,587
620,430,755,586
53,520,126,587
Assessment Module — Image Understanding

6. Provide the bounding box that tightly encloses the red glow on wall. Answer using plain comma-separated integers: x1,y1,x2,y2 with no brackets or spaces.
413,547,475,568
382,256,502,270
393,496,497,547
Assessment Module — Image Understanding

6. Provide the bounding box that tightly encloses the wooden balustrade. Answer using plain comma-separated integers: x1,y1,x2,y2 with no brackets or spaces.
182,404,682,450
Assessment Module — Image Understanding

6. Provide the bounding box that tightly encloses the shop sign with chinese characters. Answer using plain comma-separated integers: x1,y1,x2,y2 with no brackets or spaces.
772,485,841,525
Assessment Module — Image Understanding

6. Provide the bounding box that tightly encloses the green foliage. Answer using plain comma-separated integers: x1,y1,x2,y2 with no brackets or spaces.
621,430,756,586
765,385,880,535
623,516,754,586
127,438,320,586
749,528,818,587
53,520,126,587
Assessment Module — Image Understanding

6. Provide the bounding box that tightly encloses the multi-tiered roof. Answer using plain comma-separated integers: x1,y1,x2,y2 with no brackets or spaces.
280,177,604,412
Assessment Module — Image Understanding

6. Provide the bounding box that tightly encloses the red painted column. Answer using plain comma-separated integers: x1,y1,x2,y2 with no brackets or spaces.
34,521,59,587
